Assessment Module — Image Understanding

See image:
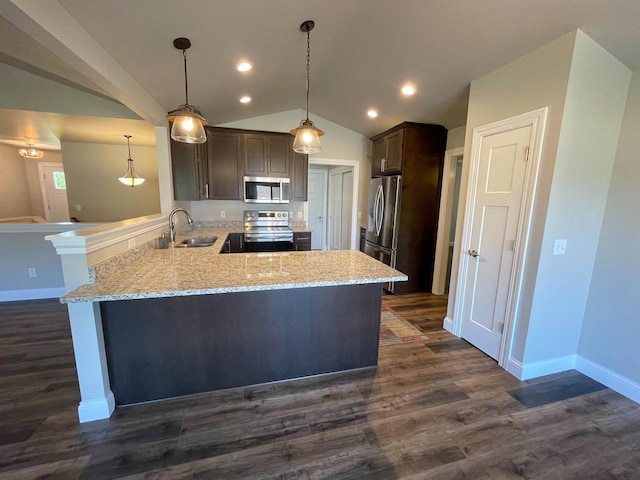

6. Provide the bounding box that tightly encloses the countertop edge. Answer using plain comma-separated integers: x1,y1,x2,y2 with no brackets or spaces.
60,274,409,303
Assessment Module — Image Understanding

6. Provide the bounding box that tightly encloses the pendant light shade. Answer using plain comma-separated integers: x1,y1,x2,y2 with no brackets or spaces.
19,144,44,159
166,37,207,144
291,20,324,155
118,135,145,187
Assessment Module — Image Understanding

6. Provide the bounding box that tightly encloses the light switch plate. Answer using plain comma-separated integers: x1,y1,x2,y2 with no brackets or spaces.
553,239,567,255
297,211,303,219
75,205,82,212
220,211,226,219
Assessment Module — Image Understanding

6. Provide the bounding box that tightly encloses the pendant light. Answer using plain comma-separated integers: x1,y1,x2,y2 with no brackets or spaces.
18,143,44,159
166,37,207,144
118,135,145,187
290,20,324,155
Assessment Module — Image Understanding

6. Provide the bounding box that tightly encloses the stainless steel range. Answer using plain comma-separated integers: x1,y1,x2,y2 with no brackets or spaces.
244,210,293,252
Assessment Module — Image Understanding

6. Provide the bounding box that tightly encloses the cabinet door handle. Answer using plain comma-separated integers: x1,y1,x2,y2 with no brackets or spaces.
203,184,209,199
239,235,243,249
381,158,386,172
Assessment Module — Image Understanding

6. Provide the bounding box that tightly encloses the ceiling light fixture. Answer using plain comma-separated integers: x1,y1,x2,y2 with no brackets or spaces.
236,62,252,72
118,135,145,187
401,84,416,96
18,143,43,159
240,96,252,104
290,20,324,155
166,37,207,144
367,109,379,118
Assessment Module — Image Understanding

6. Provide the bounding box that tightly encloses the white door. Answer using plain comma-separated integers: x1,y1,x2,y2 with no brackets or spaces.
308,170,326,250
341,171,353,249
329,171,343,250
38,163,70,222
459,125,532,359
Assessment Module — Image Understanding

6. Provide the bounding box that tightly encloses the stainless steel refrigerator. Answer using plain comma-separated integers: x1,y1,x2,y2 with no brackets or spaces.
364,175,401,292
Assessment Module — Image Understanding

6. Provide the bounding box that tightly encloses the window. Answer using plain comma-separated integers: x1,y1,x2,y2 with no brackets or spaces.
52,171,66,190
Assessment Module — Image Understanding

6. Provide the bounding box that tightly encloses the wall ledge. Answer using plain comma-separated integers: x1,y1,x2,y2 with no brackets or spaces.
0,287,65,302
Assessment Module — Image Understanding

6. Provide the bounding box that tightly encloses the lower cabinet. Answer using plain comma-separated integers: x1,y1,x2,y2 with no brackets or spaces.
221,233,244,253
294,232,311,251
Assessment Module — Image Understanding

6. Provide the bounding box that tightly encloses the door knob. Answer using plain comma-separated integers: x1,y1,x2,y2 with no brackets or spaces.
468,249,479,258
317,216,322,220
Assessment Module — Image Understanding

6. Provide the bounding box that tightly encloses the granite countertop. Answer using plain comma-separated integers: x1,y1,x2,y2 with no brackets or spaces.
61,227,407,303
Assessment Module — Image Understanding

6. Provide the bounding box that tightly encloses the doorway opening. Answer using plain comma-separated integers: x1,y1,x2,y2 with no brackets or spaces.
432,147,464,295
306,159,360,250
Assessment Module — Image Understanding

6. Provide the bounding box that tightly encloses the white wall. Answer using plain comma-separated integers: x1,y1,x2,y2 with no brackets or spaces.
61,142,160,222
446,125,466,150
450,31,576,360
579,70,640,384
0,143,32,217
218,109,371,227
522,31,631,364
451,30,632,374
0,223,95,301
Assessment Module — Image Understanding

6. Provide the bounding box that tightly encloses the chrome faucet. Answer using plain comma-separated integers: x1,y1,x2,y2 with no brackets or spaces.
169,208,193,242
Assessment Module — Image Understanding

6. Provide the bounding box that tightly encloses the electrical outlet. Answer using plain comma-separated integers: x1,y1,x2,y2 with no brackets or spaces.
75,205,82,212
128,238,136,249
297,211,303,219
28,268,37,278
357,211,362,219
553,239,567,255
220,211,226,219
289,211,293,218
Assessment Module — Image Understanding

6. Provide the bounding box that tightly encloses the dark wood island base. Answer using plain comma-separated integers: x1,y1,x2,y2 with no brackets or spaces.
101,283,382,405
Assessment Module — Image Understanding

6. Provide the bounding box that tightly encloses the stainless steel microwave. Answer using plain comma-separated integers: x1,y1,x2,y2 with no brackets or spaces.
243,176,290,204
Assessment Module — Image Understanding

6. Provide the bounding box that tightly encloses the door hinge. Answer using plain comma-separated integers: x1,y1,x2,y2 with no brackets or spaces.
524,146,530,162
497,322,504,334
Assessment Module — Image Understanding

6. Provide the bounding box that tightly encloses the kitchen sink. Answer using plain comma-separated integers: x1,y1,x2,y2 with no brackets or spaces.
173,236,217,248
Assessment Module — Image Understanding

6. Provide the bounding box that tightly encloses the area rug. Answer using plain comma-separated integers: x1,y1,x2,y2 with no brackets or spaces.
380,304,428,346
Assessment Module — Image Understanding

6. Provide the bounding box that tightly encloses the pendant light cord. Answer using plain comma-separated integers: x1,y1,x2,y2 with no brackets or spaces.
183,49,189,106
306,29,311,122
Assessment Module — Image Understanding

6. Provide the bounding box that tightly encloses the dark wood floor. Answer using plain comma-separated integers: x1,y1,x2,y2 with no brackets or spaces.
1,294,639,479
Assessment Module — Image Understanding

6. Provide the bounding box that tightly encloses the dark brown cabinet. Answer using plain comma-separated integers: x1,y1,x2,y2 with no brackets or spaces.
170,140,207,201
291,151,308,201
170,127,309,202
293,231,311,251
205,128,243,200
371,129,404,176
220,233,244,253
243,133,291,178
369,122,447,295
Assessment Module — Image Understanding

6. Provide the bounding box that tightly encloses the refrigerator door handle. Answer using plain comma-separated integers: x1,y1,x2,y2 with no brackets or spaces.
376,184,384,236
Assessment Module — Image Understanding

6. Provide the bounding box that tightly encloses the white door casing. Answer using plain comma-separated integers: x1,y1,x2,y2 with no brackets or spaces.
38,162,70,222
433,147,465,295
453,108,547,367
328,170,343,250
341,171,354,249
308,170,327,250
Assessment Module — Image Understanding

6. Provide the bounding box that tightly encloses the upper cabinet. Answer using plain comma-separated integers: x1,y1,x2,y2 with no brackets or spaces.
170,138,207,201
205,128,243,200
243,133,291,178
371,129,404,176
170,127,308,202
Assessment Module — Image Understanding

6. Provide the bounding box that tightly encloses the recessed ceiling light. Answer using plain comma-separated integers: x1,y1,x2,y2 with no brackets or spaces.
236,62,252,72
240,96,252,104
367,109,378,118
401,84,416,96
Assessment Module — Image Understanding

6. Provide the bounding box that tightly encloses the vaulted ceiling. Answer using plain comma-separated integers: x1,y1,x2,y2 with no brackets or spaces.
2,0,640,148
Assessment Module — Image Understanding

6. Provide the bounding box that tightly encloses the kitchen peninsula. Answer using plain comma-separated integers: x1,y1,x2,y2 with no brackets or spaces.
58,226,407,420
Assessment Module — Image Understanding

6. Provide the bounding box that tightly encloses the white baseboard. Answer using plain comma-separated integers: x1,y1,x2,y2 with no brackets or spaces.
576,355,640,404
0,287,65,302
78,391,115,423
506,355,576,381
443,316,455,334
